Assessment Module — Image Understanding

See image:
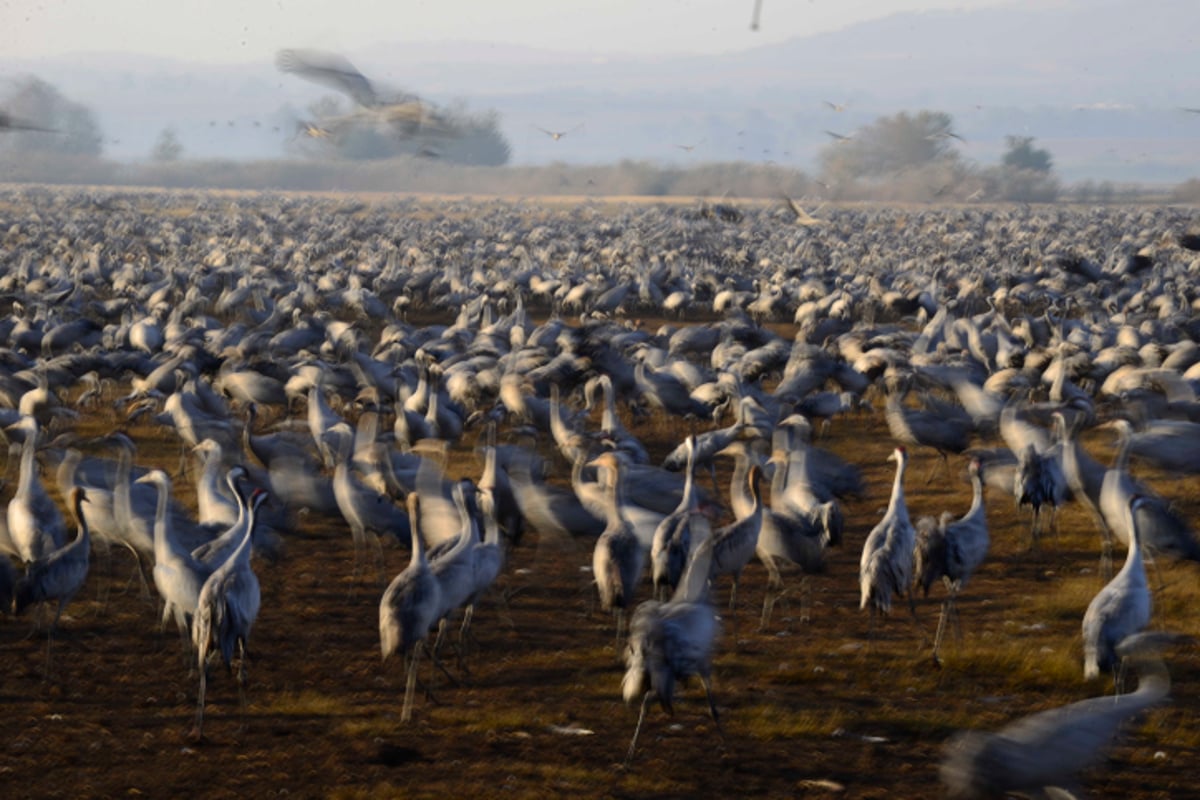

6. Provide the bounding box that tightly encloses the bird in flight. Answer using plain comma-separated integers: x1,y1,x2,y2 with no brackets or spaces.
0,110,56,133
750,0,764,31
533,123,584,141
276,49,452,139
676,139,706,153
782,196,826,227
824,130,853,143
823,100,847,113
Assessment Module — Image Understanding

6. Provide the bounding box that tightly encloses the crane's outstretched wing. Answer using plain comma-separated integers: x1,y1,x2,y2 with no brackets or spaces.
0,110,57,133
276,49,378,108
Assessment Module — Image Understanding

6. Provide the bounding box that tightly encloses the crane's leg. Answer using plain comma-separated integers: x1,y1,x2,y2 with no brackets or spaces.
623,691,654,768
193,643,209,740
236,639,249,732
401,644,421,723
700,674,724,745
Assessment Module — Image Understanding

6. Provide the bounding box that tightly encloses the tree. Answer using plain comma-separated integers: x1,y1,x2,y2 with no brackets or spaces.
1002,136,1052,173
151,127,184,162
0,76,103,156
818,110,962,182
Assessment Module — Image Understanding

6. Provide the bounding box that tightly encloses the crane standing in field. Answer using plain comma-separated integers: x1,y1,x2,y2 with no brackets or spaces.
913,458,990,663
622,512,722,766
591,452,646,643
380,492,443,724
1082,494,1152,686
192,488,267,739
14,487,91,665
860,447,918,637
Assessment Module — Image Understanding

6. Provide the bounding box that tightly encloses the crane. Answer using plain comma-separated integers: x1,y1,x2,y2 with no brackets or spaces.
941,633,1181,798
913,458,990,663
590,452,645,642
707,464,764,620
137,469,212,644
651,435,701,600
14,487,91,650
622,514,722,766
7,415,67,563
380,492,443,723
1082,494,1151,686
192,488,266,738
860,447,918,634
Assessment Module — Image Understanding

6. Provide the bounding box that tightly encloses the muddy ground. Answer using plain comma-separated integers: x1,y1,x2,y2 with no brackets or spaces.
1,334,1199,800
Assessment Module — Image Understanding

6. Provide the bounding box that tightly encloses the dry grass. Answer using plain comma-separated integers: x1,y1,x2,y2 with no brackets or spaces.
0,243,1196,796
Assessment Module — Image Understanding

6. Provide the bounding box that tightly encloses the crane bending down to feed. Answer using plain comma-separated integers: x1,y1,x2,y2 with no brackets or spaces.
380,492,443,724
622,512,722,766
192,488,266,739
941,632,1185,799
860,447,918,637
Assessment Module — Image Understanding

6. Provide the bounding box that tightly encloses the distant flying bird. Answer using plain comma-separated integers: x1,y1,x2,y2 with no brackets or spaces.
782,196,825,227
750,0,764,31
0,110,56,134
1179,107,1200,114
822,100,847,113
929,130,966,143
676,139,705,153
824,130,853,143
533,124,583,141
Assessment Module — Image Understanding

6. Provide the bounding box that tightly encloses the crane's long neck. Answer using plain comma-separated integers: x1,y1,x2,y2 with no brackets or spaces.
676,441,696,514
73,490,90,549
1121,500,1146,578
151,476,170,559
228,471,247,531
16,424,35,496
601,376,619,433
964,471,984,521
888,454,908,522
604,463,626,528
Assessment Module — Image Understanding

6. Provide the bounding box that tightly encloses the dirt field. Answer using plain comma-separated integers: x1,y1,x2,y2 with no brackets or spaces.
1,355,1198,800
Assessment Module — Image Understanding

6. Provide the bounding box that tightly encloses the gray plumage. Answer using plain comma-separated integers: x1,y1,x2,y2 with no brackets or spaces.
380,493,443,724
1082,495,1151,681
622,516,721,766
860,447,915,616
941,634,1176,799
14,487,90,629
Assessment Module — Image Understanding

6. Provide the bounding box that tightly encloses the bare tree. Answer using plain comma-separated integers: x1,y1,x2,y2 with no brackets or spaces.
151,127,184,162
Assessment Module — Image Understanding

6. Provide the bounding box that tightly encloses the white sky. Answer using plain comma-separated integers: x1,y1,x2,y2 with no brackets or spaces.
1,0,1021,62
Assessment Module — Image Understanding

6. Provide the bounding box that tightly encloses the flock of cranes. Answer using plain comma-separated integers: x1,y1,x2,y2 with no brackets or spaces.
0,187,1197,795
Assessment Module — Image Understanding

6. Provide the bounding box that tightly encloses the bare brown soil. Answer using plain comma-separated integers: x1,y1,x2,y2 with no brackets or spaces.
2,331,1199,800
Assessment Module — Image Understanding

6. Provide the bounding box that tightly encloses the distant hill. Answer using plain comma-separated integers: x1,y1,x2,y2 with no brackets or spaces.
1,0,1197,182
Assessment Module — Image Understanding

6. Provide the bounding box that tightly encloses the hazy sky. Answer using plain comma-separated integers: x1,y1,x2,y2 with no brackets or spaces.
2,0,1022,62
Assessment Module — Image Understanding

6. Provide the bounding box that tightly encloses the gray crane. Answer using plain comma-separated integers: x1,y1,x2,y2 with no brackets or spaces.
651,435,701,601
590,452,645,641
884,378,971,482
707,463,764,620
913,458,990,663
14,487,91,647
380,492,443,723
622,513,722,766
941,633,1180,798
138,469,212,643
192,488,266,738
7,416,67,563
1082,494,1151,685
860,447,917,630
1099,420,1200,564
